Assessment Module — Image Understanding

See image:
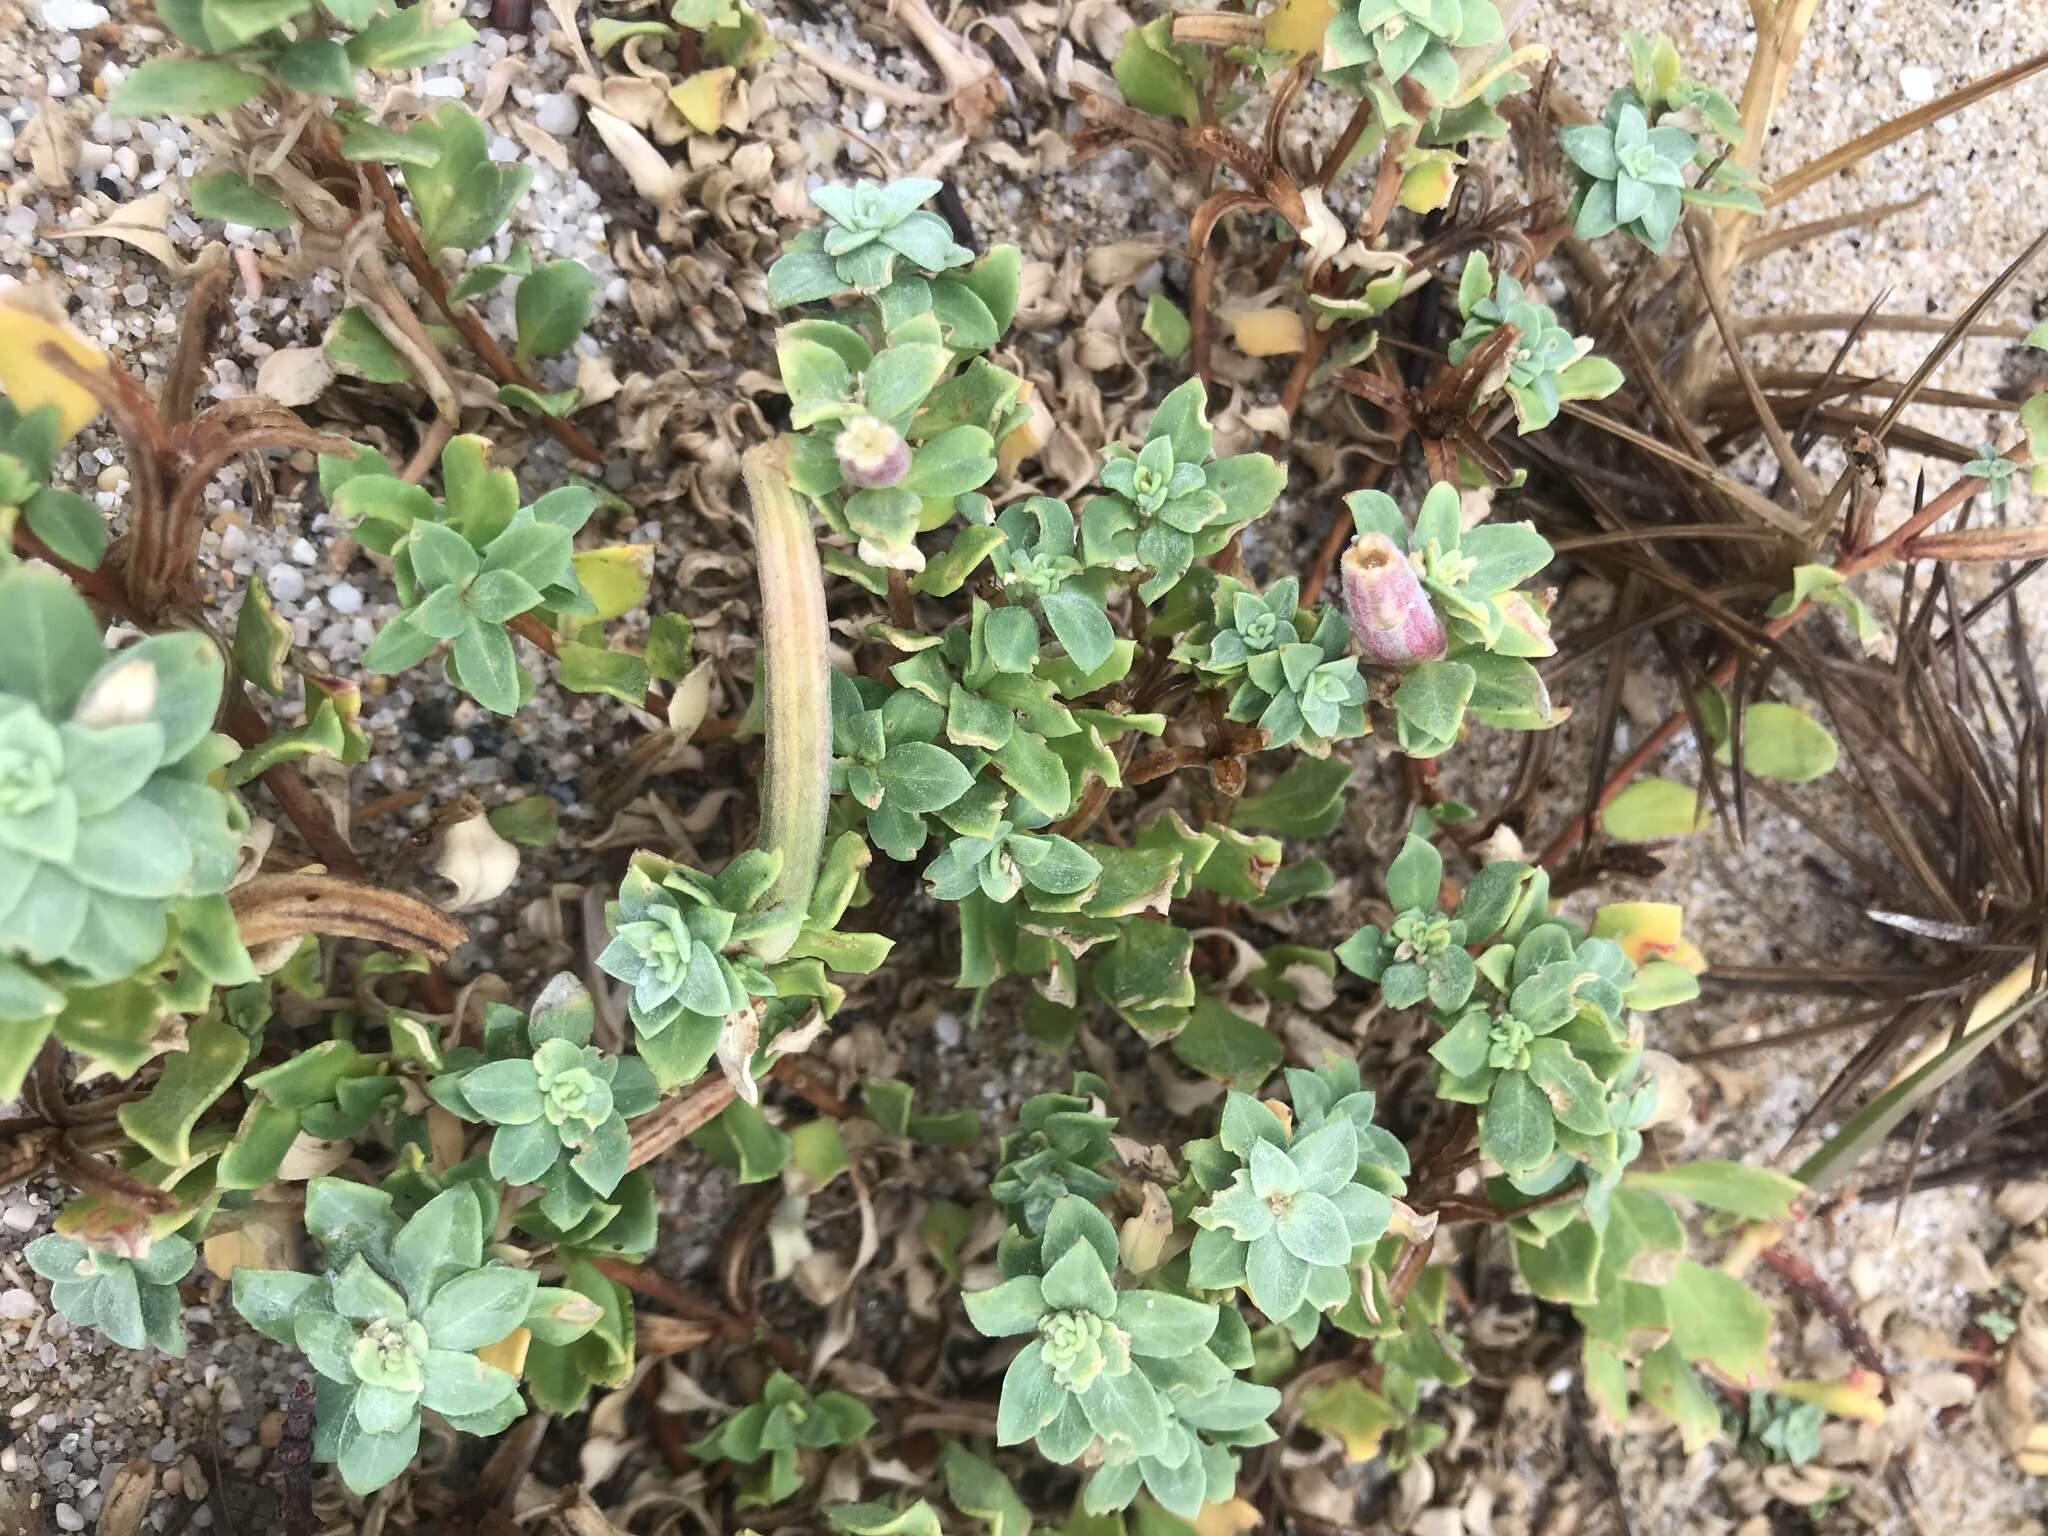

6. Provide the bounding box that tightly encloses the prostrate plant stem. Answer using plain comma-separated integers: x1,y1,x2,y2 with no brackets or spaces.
746,436,832,929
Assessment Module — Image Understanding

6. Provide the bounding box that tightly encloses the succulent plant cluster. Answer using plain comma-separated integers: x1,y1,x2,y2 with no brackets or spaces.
1184,1063,1409,1343
1326,0,1507,105
429,974,660,1229
233,1180,599,1493
1085,378,1286,603
1177,573,1370,756
989,1072,1120,1233
1449,255,1625,434
767,176,976,307
1338,835,1700,1188
28,1231,196,1357
1339,479,1563,756
0,565,253,1095
967,1194,1278,1519
1559,32,1767,254
330,436,599,715
689,1369,878,1507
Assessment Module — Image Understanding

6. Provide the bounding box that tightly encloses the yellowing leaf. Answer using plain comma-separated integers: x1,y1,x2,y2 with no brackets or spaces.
44,190,217,278
570,544,654,625
1601,775,1703,842
1193,1499,1261,1536
1396,150,1461,213
478,1327,531,1375
1228,306,1307,356
1714,701,1839,784
996,383,1051,480
670,67,738,134
1777,1372,1886,1424
1264,0,1333,54
1300,1378,1402,1461
1590,901,1686,967
0,285,110,440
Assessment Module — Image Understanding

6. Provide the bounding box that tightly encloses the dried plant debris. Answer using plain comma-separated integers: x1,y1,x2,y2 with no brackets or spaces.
8,1,2048,1534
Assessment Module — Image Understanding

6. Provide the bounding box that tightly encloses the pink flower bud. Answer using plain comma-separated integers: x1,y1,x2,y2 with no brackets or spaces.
834,414,912,489
1341,532,1448,667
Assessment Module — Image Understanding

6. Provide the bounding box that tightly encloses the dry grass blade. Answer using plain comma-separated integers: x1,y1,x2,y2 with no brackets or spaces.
1558,401,1811,533
1767,50,2048,206
1867,226,2048,444
1681,220,1823,515
1905,524,2048,563
1735,312,2032,341
1738,190,1935,264
1703,370,2020,417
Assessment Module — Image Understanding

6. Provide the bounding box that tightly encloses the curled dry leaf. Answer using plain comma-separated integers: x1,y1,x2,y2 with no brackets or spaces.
588,105,682,209
430,808,523,910
892,0,1006,135
255,344,335,408
1118,1181,1173,1273
638,1313,719,1358
715,996,762,1104
43,190,225,278
667,657,717,736
229,873,470,960
20,97,80,190
94,1460,155,1536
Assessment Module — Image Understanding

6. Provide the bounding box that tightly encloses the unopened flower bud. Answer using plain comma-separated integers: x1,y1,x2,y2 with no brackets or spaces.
834,414,911,489
1340,532,1447,667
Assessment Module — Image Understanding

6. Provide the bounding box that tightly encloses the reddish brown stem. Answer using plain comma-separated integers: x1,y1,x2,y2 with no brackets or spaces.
51,1134,177,1214
222,696,368,878
1259,323,1336,457
1535,456,2015,869
1316,95,1379,187
587,1256,752,1333
161,266,233,427
355,161,603,466
1759,1243,1889,1381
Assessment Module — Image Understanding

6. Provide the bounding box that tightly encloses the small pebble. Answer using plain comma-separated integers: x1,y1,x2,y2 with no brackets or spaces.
265,563,306,602
327,580,363,614
257,1411,284,1448
0,1290,36,1321
54,1505,84,1533
41,0,107,28
0,1200,35,1232
1899,65,1938,103
534,92,579,137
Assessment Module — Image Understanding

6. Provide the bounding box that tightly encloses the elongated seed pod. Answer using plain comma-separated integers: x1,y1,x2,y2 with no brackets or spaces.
744,438,831,950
